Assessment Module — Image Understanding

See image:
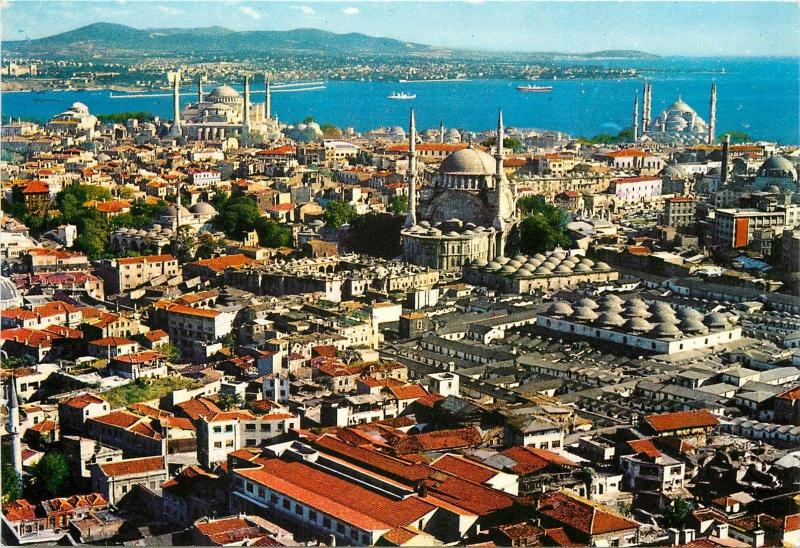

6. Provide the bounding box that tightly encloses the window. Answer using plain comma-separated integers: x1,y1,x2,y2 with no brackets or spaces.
246,482,254,493
213,442,222,449
323,517,332,529
309,510,317,522
261,424,269,432
350,529,358,540
258,487,265,498
246,438,256,446
225,440,234,448
552,440,561,448
295,504,304,516
362,534,370,544
283,499,291,510
225,424,234,432
245,423,255,431
271,494,278,504
213,426,222,433
337,523,345,534
121,485,128,494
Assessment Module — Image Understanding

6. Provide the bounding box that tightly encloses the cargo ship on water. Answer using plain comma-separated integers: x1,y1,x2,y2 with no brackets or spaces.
517,85,553,93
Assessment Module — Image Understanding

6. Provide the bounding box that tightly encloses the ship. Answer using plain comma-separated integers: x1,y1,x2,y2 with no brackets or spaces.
516,85,553,93
388,92,416,100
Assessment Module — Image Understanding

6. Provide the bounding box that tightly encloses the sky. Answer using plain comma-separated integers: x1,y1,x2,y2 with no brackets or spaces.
2,1,799,57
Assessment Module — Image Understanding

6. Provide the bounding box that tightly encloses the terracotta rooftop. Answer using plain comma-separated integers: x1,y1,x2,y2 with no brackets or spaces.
643,409,719,433
537,490,637,535
98,456,165,477
499,446,579,475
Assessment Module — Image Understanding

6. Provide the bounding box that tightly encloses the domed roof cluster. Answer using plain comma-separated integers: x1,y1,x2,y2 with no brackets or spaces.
547,295,737,340
439,147,496,176
404,219,495,239
649,96,710,145
471,252,610,278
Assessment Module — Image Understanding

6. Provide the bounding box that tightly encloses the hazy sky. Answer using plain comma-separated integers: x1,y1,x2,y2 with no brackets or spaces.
3,1,798,56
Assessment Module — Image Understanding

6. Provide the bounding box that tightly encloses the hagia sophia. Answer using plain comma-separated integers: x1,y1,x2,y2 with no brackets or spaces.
168,69,281,141
401,110,519,271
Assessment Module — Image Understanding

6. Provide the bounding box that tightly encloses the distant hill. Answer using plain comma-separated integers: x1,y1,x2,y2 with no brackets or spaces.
3,22,658,60
3,22,434,56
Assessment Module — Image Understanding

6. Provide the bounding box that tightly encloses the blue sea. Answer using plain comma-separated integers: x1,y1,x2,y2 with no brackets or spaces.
3,57,798,143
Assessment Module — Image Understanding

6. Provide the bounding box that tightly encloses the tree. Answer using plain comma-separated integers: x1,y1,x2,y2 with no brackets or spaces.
32,451,69,498
481,136,524,152
719,130,750,144
76,217,110,259
389,196,408,215
518,213,572,255
217,393,244,411
347,213,404,258
663,497,694,528
2,185,27,219
194,232,225,260
221,332,236,348
118,186,135,199
159,343,181,363
173,225,197,263
302,116,316,124
323,201,357,228
1,446,21,504
255,218,292,248
212,196,262,240
349,150,373,166
320,123,342,138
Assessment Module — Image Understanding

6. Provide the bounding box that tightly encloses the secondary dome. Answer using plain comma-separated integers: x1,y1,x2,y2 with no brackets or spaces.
439,148,496,176
757,155,797,179
190,202,217,215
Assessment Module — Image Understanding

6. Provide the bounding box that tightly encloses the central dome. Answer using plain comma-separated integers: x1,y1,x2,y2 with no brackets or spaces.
439,148,496,176
207,85,241,103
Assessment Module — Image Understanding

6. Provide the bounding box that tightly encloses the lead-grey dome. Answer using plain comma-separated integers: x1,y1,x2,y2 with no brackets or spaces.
439,148,496,175
0,276,22,309
207,85,242,103
191,202,217,215
758,155,797,179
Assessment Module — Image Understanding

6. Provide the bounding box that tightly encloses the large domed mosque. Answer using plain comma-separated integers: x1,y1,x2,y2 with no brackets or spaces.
168,70,281,141
638,81,718,145
401,110,519,271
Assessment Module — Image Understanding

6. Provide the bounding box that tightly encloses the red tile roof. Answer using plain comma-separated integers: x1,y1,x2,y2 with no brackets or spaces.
430,454,498,484
176,397,222,421
537,490,637,536
237,458,436,531
627,439,662,458
499,447,578,475
605,149,647,158
22,180,50,194
643,409,719,433
388,384,429,401
189,254,256,273
98,456,165,477
3,499,38,522
89,336,136,347
61,393,107,409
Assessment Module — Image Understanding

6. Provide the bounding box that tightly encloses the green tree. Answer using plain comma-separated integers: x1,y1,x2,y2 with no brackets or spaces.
2,185,27,219
323,200,357,228
96,111,154,124
174,225,197,263
349,150,373,166
347,213,404,258
663,498,695,528
221,332,236,348
255,218,292,248
302,116,316,124
1,446,21,504
212,196,262,240
518,213,572,255
481,136,524,152
32,451,70,498
217,393,244,411
320,123,342,138
76,217,110,259
719,130,750,144
194,232,224,260
159,343,181,363
389,196,408,215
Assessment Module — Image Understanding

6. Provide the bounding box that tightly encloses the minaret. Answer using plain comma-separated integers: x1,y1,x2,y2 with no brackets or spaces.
720,134,730,186
265,72,272,120
708,81,717,145
632,91,639,141
7,380,23,490
243,75,251,134
439,121,445,144
197,75,204,103
168,69,182,136
493,110,510,235
404,109,417,228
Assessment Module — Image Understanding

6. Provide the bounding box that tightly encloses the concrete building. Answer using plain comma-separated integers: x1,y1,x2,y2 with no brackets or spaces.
95,254,179,295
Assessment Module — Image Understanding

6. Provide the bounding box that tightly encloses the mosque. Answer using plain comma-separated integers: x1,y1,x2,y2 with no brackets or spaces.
637,82,717,145
45,102,98,137
167,70,281,141
401,110,519,271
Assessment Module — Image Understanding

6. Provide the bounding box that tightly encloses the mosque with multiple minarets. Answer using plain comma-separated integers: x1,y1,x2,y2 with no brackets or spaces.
167,69,281,141
401,110,519,271
634,81,718,145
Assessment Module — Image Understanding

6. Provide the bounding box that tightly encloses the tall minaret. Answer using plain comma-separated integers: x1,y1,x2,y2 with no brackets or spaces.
197,75,204,103
404,109,418,228
243,75,251,135
439,121,445,144
265,72,272,120
168,69,182,136
708,81,717,145
493,110,510,235
632,91,639,141
645,82,652,133
7,380,23,490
